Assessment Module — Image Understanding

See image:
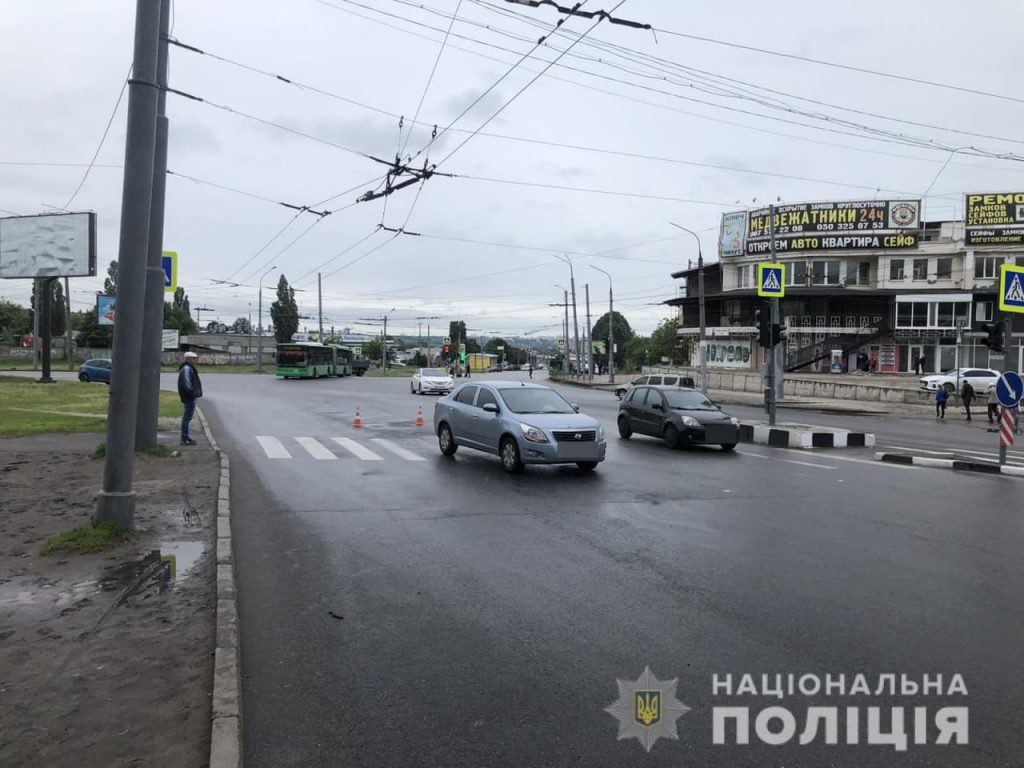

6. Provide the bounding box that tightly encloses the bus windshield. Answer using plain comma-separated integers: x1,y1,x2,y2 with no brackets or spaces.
277,346,308,366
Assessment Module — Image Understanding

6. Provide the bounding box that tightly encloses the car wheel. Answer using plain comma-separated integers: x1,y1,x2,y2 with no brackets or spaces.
721,443,737,452
617,414,632,439
438,423,458,456
576,461,598,471
499,436,523,474
78,372,89,382
943,382,956,394
411,383,415,393
663,423,680,449
418,384,423,395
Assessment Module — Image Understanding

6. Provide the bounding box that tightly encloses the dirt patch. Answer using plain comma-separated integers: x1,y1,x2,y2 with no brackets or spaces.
0,433,219,768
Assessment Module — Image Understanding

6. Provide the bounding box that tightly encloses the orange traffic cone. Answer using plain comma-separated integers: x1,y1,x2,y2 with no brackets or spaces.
353,407,363,428
415,406,425,427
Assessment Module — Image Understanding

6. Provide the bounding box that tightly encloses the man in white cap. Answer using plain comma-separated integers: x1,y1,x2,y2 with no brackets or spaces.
177,351,203,445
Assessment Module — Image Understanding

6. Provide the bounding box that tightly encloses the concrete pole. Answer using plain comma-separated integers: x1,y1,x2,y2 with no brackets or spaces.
569,269,581,376
256,266,276,372
38,278,55,383
767,203,778,426
563,289,569,372
585,282,592,379
317,273,323,341
136,0,170,447
32,280,39,371
95,0,162,529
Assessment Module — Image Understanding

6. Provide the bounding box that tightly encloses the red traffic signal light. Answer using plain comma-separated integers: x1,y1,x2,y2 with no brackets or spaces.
443,344,450,355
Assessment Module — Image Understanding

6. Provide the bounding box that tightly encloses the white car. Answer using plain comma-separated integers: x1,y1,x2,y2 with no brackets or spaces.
919,367,999,394
411,368,454,395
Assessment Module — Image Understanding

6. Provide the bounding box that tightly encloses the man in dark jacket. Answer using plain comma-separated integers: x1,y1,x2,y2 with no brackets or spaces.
177,351,203,445
961,380,975,421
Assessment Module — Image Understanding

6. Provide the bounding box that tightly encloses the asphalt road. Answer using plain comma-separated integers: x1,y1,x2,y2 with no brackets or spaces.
192,370,1023,767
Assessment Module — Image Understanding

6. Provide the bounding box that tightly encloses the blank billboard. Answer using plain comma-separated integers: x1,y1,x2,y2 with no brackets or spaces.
0,212,97,278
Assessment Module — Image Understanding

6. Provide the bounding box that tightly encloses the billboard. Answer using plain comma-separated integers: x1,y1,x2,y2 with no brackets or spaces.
964,193,1024,246
162,329,180,350
743,199,921,255
97,295,116,326
719,211,747,258
0,212,97,278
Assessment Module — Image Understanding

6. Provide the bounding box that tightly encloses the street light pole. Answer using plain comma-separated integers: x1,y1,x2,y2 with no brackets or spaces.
670,222,707,393
591,265,615,383
256,266,277,373
555,254,582,375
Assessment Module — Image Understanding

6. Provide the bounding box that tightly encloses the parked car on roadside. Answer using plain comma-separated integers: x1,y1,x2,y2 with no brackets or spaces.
433,381,607,473
78,358,112,384
617,385,739,450
614,373,696,400
411,367,454,395
919,368,999,394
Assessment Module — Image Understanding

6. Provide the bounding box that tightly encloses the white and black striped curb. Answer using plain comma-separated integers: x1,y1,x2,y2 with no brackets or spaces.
198,409,242,768
739,423,875,449
874,452,1024,477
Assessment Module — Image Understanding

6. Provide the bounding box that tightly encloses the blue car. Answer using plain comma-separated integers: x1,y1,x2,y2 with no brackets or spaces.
433,381,607,473
78,358,112,384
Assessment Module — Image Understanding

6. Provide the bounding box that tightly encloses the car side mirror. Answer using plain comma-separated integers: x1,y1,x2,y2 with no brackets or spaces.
482,402,499,414
571,403,580,412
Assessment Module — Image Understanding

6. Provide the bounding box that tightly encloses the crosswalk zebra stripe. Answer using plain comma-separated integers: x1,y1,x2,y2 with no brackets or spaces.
256,436,291,459
332,437,383,461
370,438,427,461
295,437,337,460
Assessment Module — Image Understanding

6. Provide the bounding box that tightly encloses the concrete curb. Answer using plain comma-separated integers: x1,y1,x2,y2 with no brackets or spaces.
740,423,875,449
874,451,1024,477
197,408,242,768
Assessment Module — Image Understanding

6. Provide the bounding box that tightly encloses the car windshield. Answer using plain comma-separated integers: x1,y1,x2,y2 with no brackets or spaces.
662,389,719,411
421,369,446,377
498,387,575,414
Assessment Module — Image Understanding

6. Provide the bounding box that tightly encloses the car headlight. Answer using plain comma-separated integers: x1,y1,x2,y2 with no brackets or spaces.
597,424,605,441
519,422,549,443
680,416,701,427
730,416,740,426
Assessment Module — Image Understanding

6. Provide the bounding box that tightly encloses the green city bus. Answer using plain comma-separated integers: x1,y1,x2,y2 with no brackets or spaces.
276,342,335,379
328,344,353,377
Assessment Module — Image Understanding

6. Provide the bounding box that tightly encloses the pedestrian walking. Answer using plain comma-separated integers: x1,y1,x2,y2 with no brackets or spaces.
528,362,533,379
177,351,203,445
465,362,471,378
935,386,947,419
987,385,999,424
869,354,878,373
961,380,975,421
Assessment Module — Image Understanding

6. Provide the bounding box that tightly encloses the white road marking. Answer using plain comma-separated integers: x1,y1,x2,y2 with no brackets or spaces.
256,435,291,459
736,450,835,469
332,437,383,461
370,438,426,461
295,437,337,460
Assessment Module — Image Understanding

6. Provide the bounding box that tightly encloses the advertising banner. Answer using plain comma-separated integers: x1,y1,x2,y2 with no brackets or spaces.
964,193,1024,246
97,295,116,326
162,329,180,350
744,199,920,255
718,211,747,258
706,340,752,368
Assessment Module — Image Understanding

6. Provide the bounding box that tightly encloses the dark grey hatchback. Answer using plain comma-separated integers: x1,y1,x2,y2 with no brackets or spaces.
617,385,740,450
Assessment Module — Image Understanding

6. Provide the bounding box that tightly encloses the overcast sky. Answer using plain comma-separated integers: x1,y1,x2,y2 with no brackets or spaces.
3,0,1023,337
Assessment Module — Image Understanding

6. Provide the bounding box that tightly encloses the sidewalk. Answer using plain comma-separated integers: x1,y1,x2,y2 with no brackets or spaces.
0,431,220,768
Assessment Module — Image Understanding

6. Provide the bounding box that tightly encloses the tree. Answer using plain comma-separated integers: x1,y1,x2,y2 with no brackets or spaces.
30,279,66,337
75,307,113,348
103,261,119,296
172,286,190,313
649,317,681,365
591,311,635,369
362,337,382,363
231,317,252,334
164,302,198,334
270,274,299,343
0,299,31,341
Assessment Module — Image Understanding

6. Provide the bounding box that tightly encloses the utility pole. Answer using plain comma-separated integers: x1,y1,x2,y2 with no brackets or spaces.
415,315,439,367
194,306,214,327
136,0,172,447
592,266,615,383
96,0,162,529
670,222,707,393
256,265,276,373
317,272,323,341
32,281,39,371
999,312,1013,465
766,203,779,426
38,278,55,383
585,282,593,379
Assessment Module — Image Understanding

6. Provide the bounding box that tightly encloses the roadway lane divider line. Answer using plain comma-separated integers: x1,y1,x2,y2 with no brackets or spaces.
332,437,383,461
295,437,338,460
256,435,292,459
370,438,426,461
881,444,1024,466
736,449,835,470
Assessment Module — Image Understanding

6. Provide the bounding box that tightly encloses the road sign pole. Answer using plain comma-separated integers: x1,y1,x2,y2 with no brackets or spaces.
766,203,778,425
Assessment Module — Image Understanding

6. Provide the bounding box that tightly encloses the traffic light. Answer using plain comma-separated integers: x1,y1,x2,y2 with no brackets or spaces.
981,322,1003,353
755,305,771,347
771,323,786,347
443,344,450,357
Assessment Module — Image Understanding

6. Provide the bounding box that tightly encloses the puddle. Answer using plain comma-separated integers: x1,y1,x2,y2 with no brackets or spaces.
159,540,205,582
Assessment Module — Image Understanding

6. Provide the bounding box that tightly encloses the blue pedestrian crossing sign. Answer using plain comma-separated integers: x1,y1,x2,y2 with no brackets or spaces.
756,263,785,298
161,251,177,293
996,371,1024,408
998,264,1024,313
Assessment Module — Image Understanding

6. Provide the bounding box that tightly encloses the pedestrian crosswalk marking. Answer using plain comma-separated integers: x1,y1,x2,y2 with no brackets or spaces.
1005,274,1024,303
332,437,383,461
370,438,427,461
295,437,337,460
256,435,292,459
